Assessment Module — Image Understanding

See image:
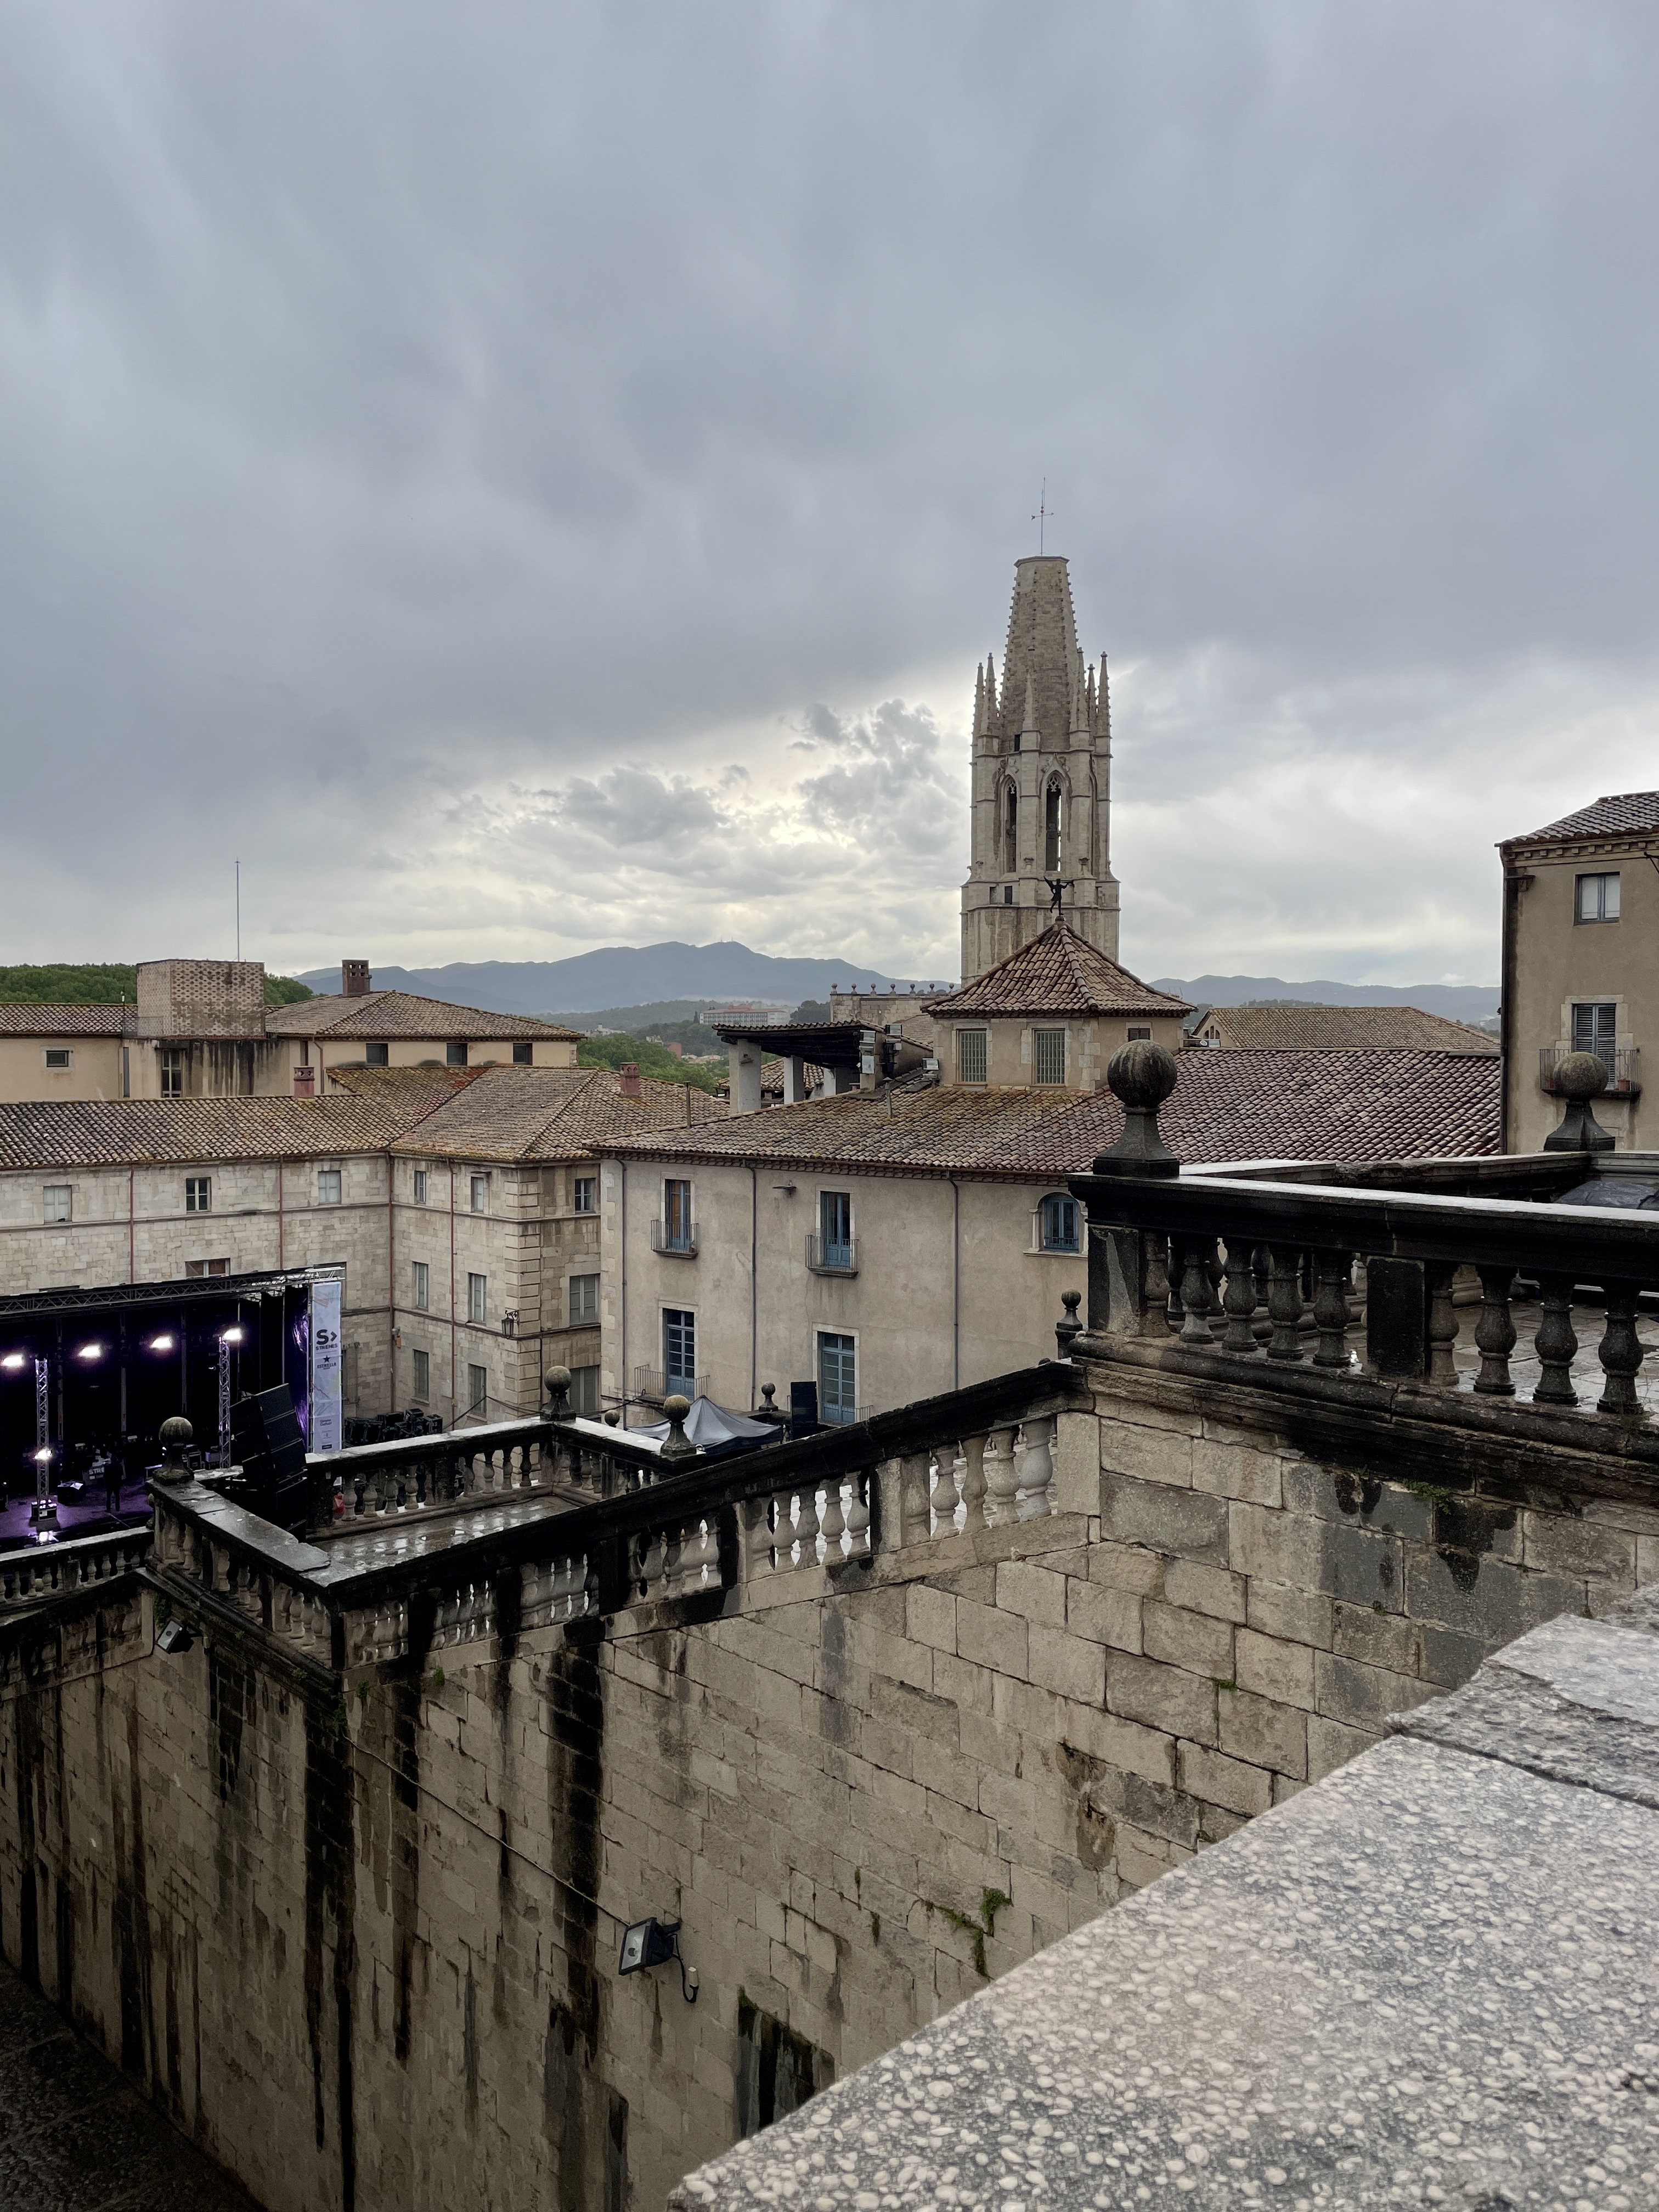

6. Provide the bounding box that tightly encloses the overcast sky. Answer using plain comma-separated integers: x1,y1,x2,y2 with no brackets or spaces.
4,1,1657,986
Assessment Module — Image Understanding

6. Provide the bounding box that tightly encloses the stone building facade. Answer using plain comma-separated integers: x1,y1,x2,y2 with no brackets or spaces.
0,960,581,1106
961,557,1119,982
1499,789,1659,1151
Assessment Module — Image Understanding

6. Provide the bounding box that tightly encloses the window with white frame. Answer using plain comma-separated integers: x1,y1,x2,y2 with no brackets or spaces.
411,1260,430,1309
1576,872,1621,923
818,1331,857,1425
663,1307,697,1392
957,1029,988,1085
186,1259,229,1278
1039,1193,1080,1252
467,1362,487,1413
43,1048,71,1071
573,1175,597,1214
185,1176,212,1214
43,1184,71,1224
568,1272,600,1326
468,1271,487,1323
317,1168,342,1205
1033,1029,1066,1085
411,1347,430,1400
470,1173,489,1213
160,1047,185,1097
413,1168,428,1204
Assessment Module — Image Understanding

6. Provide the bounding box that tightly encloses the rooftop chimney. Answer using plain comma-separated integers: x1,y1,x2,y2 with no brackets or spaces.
342,960,371,998
619,1062,642,1098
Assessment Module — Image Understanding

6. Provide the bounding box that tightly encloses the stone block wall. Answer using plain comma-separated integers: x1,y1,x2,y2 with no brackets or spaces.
1,1355,1647,2211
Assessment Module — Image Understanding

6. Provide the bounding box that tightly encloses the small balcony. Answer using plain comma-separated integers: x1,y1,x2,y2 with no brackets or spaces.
650,1220,698,1259
632,1368,708,1404
1539,1045,1641,1097
806,1233,857,1277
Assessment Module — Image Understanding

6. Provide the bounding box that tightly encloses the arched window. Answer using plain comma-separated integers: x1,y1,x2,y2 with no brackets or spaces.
1003,785,1018,873
1045,778,1064,872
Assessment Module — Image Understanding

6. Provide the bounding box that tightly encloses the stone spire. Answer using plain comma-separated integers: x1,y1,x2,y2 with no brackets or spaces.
996,556,1082,753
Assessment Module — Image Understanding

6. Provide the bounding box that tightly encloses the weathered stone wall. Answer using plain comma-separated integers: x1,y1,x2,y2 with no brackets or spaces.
2,1358,1647,2210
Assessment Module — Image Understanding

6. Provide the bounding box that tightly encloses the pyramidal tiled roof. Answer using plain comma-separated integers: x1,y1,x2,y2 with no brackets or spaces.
928,923,1194,1020
1507,791,1659,845
266,989,580,1042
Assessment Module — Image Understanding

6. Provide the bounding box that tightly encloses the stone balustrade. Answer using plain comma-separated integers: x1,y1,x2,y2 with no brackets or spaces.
305,1413,563,1532
1074,1153,1659,1424
0,1526,153,1612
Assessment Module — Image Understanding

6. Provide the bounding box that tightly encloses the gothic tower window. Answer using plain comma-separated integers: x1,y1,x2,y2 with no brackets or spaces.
1045,778,1064,872
1003,785,1018,873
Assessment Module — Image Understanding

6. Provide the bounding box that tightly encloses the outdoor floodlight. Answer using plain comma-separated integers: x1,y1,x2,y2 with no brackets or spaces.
1,1352,25,1370
76,1342,103,1361
617,1917,698,2002
33,1447,52,1465
221,1326,245,1344
156,1618,194,1656
148,1334,176,1353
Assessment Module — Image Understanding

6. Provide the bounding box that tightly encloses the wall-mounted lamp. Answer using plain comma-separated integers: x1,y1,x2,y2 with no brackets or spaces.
617,1917,698,2003
156,1618,194,1656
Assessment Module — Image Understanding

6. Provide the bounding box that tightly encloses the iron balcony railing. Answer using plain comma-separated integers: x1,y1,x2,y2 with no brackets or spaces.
1540,1045,1641,1096
806,1234,857,1276
650,1220,698,1257
632,1368,709,1404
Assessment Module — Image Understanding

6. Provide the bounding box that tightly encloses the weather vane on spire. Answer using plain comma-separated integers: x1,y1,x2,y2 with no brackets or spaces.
1032,478,1053,556
1046,876,1076,915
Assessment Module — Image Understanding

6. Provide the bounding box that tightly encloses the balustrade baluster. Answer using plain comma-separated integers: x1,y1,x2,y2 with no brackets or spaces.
929,1452,958,1533
1164,1235,1185,1334
820,1482,846,1554
1251,1245,1271,1341
1312,1253,1354,1370
1177,1239,1215,1346
898,1452,932,1545
1015,1416,1056,1520
1144,1235,1173,1333
640,1527,667,1592
747,1496,776,1578
983,1427,1020,1525
795,1485,821,1559
1205,1244,1226,1336
1596,1283,1645,1416
1267,1248,1304,1361
958,1435,989,1532
1424,1263,1460,1389
663,1524,685,1591
1474,1266,1517,1396
1221,1237,1259,1355
1532,1274,1579,1406
844,1472,871,1555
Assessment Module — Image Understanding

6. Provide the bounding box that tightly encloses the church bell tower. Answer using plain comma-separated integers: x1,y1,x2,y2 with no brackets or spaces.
960,556,1119,981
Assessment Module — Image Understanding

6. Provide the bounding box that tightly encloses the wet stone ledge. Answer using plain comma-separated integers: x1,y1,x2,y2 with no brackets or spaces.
672,1595,1659,2210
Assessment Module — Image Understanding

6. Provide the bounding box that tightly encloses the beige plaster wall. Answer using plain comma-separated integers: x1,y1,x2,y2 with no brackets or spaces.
1505,840,1657,1151
600,1157,1084,1417
943,1012,1186,1093
0,1037,128,1103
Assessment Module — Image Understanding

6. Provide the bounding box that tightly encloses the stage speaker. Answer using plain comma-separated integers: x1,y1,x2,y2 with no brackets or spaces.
229,1384,310,1534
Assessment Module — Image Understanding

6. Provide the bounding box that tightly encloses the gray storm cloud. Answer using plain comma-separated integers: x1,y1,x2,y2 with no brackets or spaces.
2,1,1657,981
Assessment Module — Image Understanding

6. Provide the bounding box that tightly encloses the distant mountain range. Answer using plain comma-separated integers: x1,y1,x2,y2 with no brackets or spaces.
295,947,1500,1029
1154,975,1500,1025
295,941,938,1017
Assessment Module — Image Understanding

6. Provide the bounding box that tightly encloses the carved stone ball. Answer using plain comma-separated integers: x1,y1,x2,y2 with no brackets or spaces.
159,1416,194,1450
663,1394,692,1421
545,1365,573,1395
1553,1051,1610,1101
1107,1039,1180,1110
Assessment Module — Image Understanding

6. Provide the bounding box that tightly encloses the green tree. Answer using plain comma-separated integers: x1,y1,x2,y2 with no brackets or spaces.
577,1033,726,1096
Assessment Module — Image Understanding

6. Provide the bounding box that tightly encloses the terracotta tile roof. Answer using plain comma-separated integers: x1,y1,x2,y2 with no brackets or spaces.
266,990,582,1042
927,922,1194,1020
1506,791,1659,845
1186,1005,1498,1055
0,1069,469,1171
0,1005,132,1037
358,1064,728,1162
606,1048,1499,1180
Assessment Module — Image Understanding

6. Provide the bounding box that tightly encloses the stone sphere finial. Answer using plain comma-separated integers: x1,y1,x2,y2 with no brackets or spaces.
544,1365,572,1416
155,1415,194,1486
1092,1040,1181,1177
1553,1051,1609,1102
1107,1039,1179,1111
660,1393,696,1463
